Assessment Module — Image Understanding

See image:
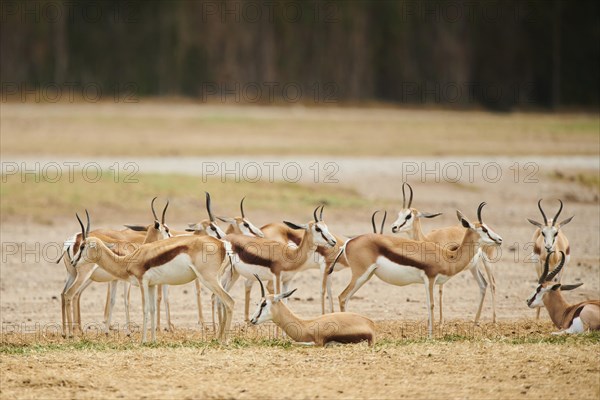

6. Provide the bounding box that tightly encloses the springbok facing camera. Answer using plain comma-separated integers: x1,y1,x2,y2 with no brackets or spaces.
331,202,502,337
390,183,499,324
71,212,235,343
527,199,573,319
527,252,599,334
250,275,375,346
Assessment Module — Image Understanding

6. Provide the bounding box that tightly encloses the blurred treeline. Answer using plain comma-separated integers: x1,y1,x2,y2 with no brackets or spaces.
1,0,598,110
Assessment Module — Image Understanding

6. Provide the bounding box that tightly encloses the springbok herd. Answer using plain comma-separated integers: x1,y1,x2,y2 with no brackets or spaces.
58,184,600,346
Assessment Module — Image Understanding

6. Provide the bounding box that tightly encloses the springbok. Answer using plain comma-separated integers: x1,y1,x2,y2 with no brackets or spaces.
71,211,235,343
527,251,599,334
250,275,375,346
59,199,170,337
217,206,336,324
390,183,499,324
331,202,502,337
527,199,573,319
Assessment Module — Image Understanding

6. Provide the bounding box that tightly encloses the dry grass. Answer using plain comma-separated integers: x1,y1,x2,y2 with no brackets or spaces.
1,103,598,157
1,321,599,400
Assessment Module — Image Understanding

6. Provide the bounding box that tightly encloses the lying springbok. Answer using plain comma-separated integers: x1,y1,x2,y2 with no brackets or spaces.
527,199,573,319
331,202,502,337
59,199,170,337
527,251,599,334
71,211,235,343
390,183,499,324
250,275,375,346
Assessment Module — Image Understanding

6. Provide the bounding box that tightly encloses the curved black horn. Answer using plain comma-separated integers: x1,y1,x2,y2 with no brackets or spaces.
313,206,320,222
402,183,407,209
477,202,486,223
319,205,324,221
240,197,246,218
539,251,552,284
381,211,387,234
546,251,566,282
254,273,265,298
161,200,169,224
85,209,91,235
537,199,548,225
371,210,380,233
552,200,563,226
407,183,414,208
76,213,86,240
205,192,215,222
150,197,158,220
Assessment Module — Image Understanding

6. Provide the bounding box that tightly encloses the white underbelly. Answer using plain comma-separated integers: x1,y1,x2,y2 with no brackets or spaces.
374,256,425,286
145,254,196,286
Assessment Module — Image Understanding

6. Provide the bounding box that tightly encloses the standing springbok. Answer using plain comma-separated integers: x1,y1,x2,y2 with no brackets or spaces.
59,199,171,337
527,199,573,319
250,275,375,346
71,211,235,343
331,202,502,337
390,183,499,324
256,206,349,315
218,206,337,324
527,251,599,334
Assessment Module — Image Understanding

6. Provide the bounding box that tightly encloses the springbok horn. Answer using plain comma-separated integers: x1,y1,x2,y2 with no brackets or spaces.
205,192,215,222
151,197,159,221
254,273,265,298
539,251,553,284
537,199,548,225
313,206,320,222
319,205,324,221
76,213,86,240
552,200,563,226
477,202,486,223
407,183,414,208
85,209,91,236
546,251,566,282
161,200,169,224
240,197,246,218
402,183,407,209
371,210,380,233
380,211,387,234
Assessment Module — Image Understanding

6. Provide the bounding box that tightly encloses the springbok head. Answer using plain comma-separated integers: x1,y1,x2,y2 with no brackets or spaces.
527,199,573,253
527,251,583,308
124,197,171,240
391,183,442,234
456,202,503,246
249,274,297,325
283,205,337,247
186,192,226,239
217,197,264,237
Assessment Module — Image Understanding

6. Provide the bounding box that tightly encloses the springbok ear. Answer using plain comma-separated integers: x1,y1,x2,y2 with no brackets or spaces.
275,288,298,302
560,282,583,291
456,211,470,228
527,219,543,228
551,283,562,291
217,216,236,224
557,216,574,228
124,225,148,232
284,221,307,230
419,212,442,219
